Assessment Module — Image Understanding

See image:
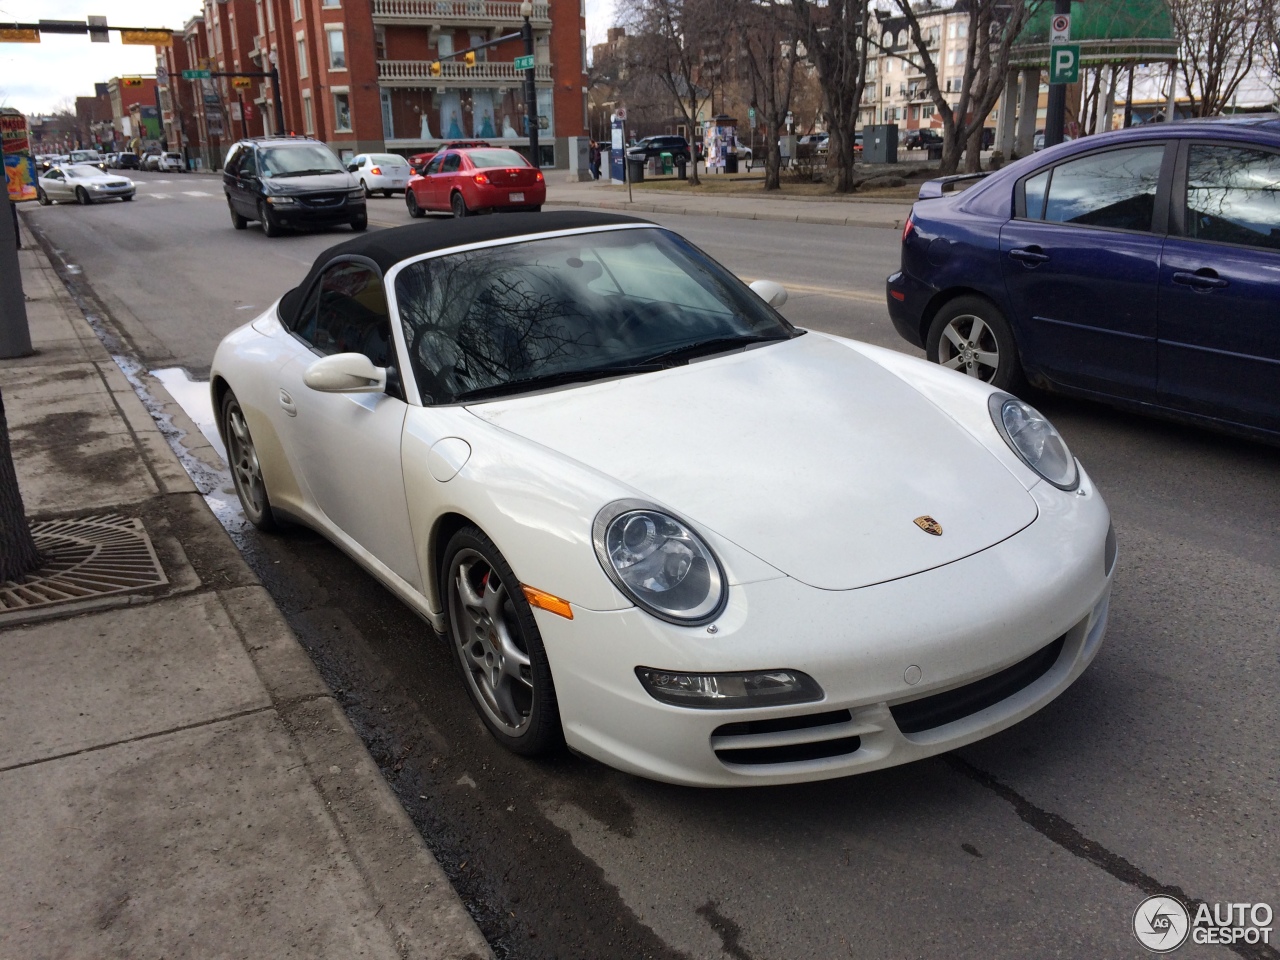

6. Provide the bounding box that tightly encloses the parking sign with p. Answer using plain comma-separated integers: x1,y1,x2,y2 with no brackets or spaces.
1050,44,1079,84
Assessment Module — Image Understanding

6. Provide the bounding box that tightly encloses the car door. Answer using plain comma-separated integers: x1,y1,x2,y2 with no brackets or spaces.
999,141,1171,400
417,153,444,207
434,152,462,208
1157,139,1280,432
274,257,423,590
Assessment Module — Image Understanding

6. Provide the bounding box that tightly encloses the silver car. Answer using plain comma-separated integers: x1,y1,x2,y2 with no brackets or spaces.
36,164,136,205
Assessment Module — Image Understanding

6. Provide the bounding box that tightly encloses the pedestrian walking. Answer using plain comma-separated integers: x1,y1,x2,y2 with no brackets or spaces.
589,140,601,180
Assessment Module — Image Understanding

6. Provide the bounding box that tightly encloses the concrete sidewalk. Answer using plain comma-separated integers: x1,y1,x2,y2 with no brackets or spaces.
544,176,914,229
0,220,493,959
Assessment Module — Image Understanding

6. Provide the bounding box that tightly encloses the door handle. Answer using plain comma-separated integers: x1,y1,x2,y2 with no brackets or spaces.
1009,247,1050,265
278,388,297,417
1172,269,1229,291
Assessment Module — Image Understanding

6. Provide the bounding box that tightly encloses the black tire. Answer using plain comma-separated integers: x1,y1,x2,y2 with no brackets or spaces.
121,194,133,202
350,213,368,232
76,187,91,205
229,200,247,229
362,179,372,198
926,294,1025,393
406,190,424,218
383,189,392,198
442,526,562,756
451,191,469,218
529,205,542,213
259,201,282,238
36,187,50,206
220,390,280,532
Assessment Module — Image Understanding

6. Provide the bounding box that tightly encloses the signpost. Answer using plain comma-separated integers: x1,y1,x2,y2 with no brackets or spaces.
513,54,534,70
1049,44,1080,85
1043,0,1071,149
182,69,211,79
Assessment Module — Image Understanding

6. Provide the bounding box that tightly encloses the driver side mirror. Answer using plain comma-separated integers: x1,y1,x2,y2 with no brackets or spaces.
749,279,788,308
303,353,388,394
346,162,358,172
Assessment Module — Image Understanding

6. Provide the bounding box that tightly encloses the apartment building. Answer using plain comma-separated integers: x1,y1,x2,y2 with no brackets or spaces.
154,0,586,168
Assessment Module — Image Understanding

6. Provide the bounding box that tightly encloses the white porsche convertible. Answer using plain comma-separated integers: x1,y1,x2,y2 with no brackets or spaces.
211,212,1115,787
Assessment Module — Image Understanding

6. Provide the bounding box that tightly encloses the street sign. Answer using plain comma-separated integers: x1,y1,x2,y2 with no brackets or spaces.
156,65,169,85
182,69,211,79
121,29,173,46
1049,44,1079,84
0,28,39,42
88,15,109,43
748,106,756,124
232,76,253,88
1050,13,1070,44
514,54,534,70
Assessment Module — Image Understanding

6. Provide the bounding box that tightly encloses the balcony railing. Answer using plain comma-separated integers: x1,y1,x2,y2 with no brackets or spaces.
371,0,550,24
377,59,552,83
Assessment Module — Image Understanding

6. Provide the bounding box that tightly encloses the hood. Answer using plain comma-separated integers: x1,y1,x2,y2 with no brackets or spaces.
468,333,1038,591
264,171,355,194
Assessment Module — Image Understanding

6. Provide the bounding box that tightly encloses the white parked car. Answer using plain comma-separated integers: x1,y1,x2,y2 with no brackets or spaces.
36,164,135,204
348,152,412,196
157,152,185,172
210,212,1115,787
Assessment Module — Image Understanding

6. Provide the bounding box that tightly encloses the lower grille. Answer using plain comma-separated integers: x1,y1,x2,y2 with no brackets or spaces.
712,709,861,766
890,634,1066,735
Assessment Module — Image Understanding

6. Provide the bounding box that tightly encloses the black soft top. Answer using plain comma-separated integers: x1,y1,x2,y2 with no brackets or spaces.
278,211,649,327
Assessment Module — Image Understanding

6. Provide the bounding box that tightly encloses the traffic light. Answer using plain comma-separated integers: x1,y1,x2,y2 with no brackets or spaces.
429,60,442,76
122,77,144,87
463,51,476,67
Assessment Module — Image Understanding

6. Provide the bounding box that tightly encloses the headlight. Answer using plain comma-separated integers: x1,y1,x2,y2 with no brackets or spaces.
988,393,1079,490
592,500,726,624
347,188,365,200
266,195,296,205
90,183,104,189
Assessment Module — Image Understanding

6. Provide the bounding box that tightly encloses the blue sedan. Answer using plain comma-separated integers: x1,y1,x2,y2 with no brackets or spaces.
887,118,1280,443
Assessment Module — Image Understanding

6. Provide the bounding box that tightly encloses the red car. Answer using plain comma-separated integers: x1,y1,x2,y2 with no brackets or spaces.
407,139,491,174
405,147,545,218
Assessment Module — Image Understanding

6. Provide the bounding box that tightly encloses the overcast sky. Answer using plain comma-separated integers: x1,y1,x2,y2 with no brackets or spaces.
0,0,615,116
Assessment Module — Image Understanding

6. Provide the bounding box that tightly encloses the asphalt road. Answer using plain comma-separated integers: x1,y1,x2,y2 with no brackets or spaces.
23,171,1280,960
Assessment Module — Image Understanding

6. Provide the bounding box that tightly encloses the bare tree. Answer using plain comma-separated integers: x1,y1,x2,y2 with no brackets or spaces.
884,0,1039,175
622,0,722,185
737,0,801,190
1170,0,1266,117
790,0,873,191
0,389,42,582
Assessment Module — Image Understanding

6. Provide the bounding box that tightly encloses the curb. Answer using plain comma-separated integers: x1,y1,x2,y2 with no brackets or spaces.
17,212,496,960
544,196,906,230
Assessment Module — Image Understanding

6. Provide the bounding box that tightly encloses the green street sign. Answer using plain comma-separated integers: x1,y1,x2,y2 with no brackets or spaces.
1049,44,1079,84
182,69,211,79
748,107,756,123
514,54,534,70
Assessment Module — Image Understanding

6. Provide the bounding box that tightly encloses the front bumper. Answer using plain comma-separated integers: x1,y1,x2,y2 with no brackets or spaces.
268,197,365,225
89,186,135,200
532,474,1113,787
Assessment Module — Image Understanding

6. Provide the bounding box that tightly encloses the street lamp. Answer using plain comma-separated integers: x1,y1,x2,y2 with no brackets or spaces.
268,49,285,136
520,0,539,168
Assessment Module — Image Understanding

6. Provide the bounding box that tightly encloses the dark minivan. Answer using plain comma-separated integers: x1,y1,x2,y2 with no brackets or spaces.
223,136,366,237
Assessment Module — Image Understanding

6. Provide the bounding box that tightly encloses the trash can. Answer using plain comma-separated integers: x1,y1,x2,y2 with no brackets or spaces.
676,157,688,180
626,157,645,182
927,144,943,162
725,153,739,174
660,151,673,175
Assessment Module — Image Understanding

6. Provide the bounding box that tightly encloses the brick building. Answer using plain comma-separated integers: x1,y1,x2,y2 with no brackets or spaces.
75,88,114,149
108,76,161,150
153,0,586,169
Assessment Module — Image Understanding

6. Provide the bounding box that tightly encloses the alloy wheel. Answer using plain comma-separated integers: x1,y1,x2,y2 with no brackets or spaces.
937,313,1000,382
223,397,274,529
448,549,534,736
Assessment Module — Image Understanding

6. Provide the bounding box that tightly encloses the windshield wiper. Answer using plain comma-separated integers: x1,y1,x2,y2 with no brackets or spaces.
453,363,668,402
637,333,790,367
271,168,344,178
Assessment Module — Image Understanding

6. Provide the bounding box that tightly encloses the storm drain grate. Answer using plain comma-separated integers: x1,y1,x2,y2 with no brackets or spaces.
0,514,167,612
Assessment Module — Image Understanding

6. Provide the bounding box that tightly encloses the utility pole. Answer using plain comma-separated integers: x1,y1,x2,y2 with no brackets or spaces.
520,1,539,169
1043,0,1071,148
0,194,31,359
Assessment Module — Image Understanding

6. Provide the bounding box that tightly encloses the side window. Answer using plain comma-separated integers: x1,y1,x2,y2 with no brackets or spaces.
240,150,257,177
1023,169,1049,220
1036,144,1166,232
423,154,444,175
225,145,243,175
441,153,461,173
1184,143,1280,250
292,261,394,367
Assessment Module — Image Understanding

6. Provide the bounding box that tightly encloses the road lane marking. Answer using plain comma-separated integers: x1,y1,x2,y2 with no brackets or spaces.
745,278,883,304
149,193,170,199
183,190,214,198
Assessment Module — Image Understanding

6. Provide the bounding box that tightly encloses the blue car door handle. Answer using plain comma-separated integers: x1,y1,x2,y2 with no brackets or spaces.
1172,269,1229,291
1009,247,1050,265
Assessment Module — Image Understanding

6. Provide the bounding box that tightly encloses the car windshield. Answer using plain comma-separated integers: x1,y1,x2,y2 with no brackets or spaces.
466,149,530,169
259,144,345,178
64,165,101,178
394,227,798,404
371,153,408,167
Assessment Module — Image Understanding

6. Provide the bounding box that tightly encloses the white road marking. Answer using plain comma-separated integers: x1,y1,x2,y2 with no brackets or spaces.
153,179,171,184
149,193,170,199
183,190,213,198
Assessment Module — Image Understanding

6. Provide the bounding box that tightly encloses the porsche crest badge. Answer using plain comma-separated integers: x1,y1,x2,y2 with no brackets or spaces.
913,515,943,536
